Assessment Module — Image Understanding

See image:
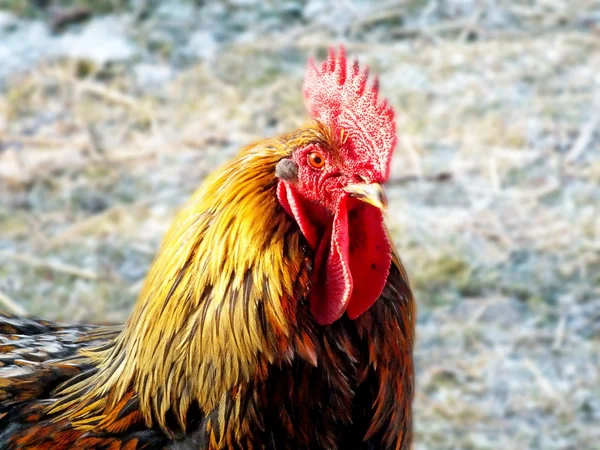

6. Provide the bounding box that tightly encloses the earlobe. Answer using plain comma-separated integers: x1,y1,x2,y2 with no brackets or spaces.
275,159,299,183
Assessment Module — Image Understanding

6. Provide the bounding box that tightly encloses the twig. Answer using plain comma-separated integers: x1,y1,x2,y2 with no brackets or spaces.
488,156,501,193
467,297,503,326
50,6,92,33
0,134,86,149
349,4,407,35
497,179,560,200
104,148,158,164
566,113,598,162
402,135,424,179
388,171,453,186
42,204,125,250
0,290,27,315
76,81,140,110
524,359,561,402
0,251,99,280
391,17,484,39
552,314,567,350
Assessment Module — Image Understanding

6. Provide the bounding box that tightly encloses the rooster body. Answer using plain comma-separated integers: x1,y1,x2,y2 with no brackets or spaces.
0,49,415,449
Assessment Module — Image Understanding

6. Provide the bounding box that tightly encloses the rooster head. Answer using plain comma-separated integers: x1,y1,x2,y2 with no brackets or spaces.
276,47,396,325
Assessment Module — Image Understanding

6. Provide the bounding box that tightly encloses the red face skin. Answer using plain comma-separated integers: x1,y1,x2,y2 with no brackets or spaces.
277,142,392,325
277,46,397,324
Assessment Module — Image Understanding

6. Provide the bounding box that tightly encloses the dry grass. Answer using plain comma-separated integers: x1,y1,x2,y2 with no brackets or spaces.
0,1,599,448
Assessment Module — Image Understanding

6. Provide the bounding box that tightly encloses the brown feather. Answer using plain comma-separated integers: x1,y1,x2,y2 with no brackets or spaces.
0,124,415,449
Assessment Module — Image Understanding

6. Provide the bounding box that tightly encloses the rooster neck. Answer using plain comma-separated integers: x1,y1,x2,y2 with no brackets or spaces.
50,138,313,434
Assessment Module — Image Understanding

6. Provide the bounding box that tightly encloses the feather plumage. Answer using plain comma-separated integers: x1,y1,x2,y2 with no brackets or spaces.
0,48,415,449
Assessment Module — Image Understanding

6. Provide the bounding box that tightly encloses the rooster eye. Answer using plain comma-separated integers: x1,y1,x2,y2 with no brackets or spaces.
308,151,325,169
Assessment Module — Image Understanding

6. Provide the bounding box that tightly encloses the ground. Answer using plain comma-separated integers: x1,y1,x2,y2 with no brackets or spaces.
0,1,599,449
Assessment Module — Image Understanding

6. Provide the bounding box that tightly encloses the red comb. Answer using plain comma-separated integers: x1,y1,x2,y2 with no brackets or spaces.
303,46,396,181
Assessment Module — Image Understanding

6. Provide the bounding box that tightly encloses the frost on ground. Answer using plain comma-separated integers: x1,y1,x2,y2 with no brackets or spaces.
0,1,599,449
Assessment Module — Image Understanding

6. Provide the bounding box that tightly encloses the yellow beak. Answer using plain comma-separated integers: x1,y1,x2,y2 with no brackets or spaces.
343,183,388,211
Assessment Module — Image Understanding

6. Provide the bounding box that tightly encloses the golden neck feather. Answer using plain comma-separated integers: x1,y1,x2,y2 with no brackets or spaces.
51,134,317,433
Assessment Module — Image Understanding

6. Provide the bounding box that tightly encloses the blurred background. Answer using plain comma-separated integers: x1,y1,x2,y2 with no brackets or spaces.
0,0,598,448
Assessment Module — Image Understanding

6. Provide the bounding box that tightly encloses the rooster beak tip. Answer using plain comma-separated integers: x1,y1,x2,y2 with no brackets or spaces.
343,183,388,211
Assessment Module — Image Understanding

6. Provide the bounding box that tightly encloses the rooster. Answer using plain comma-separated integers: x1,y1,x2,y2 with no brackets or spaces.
0,47,415,449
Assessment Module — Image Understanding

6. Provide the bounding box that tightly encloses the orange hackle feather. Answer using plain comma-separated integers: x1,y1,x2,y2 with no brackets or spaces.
0,49,415,450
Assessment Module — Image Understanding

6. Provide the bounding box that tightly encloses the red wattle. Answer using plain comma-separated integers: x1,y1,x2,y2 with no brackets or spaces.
277,181,391,324
309,197,352,324
344,200,392,319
